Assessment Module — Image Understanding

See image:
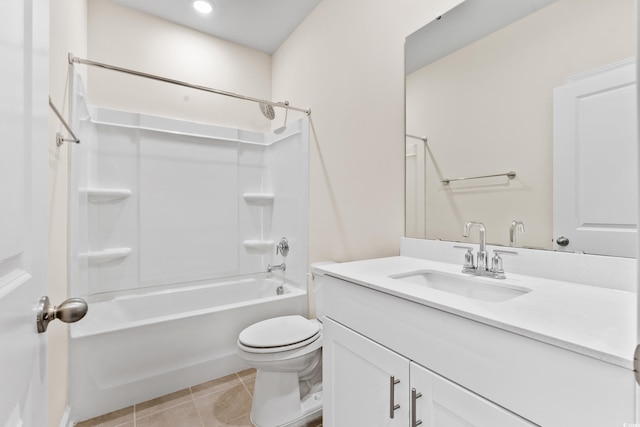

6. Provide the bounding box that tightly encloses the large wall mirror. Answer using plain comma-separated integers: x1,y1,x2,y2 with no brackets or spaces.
405,0,637,257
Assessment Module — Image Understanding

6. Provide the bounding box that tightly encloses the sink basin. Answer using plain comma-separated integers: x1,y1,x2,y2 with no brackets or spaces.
390,270,530,302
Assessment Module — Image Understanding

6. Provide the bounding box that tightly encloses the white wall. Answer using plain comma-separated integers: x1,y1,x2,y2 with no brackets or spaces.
48,1,87,426
272,0,462,264
406,0,636,249
86,0,273,132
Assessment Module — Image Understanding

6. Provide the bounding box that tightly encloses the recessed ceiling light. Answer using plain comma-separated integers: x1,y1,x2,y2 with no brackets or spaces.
193,0,213,14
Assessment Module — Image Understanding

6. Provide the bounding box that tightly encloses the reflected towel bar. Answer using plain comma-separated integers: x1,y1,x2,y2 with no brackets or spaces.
441,171,516,185
49,96,80,146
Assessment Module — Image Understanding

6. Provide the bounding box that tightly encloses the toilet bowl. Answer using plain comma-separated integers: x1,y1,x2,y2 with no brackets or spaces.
237,315,323,427
236,263,332,427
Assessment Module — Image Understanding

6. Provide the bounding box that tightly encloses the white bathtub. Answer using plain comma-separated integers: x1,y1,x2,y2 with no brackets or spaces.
69,274,307,423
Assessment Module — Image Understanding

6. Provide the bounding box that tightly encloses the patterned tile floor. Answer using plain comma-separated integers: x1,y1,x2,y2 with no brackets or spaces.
75,369,322,427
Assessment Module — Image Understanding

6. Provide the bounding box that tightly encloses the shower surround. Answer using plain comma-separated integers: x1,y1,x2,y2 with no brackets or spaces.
68,75,309,422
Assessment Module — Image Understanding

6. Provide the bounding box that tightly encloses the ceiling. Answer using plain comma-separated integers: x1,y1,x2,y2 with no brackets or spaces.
405,0,558,74
112,0,322,54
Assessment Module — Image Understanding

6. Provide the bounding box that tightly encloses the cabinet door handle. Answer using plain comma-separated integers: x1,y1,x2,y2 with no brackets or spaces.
389,376,400,418
411,388,423,427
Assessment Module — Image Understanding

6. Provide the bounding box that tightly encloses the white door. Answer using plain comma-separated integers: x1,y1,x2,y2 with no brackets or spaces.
553,59,638,257
323,317,409,427
410,362,535,427
0,0,49,426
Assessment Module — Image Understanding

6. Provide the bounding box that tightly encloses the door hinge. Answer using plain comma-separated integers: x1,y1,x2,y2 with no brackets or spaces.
634,345,640,385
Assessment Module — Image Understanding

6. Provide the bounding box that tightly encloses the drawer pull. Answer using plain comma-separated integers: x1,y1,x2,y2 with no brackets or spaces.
389,376,400,418
411,388,423,427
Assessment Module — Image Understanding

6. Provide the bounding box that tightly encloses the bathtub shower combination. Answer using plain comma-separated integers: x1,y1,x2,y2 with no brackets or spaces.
67,73,310,422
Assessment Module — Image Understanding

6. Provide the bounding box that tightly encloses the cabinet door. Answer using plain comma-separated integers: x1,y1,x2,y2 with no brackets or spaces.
410,362,536,427
323,317,410,427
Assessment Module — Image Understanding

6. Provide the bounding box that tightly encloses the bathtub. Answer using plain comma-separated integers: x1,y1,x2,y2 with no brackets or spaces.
69,273,307,423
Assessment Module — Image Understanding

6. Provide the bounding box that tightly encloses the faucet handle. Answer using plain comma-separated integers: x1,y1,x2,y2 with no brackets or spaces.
276,237,289,257
453,245,475,270
490,250,518,277
493,249,518,256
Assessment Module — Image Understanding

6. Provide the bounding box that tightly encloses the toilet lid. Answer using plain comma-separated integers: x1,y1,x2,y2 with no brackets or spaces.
239,315,320,349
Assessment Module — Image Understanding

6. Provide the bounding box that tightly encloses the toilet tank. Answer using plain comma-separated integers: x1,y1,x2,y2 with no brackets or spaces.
310,262,336,321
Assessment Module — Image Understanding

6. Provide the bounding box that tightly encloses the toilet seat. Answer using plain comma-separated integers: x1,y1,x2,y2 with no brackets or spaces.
238,315,321,354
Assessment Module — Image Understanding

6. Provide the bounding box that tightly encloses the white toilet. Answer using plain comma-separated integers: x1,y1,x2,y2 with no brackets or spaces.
237,264,330,427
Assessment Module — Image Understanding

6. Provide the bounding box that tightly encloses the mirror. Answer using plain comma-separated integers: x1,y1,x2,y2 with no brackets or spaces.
405,0,637,256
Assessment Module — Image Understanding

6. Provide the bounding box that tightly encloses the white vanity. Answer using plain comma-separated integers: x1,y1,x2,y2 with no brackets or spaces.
316,239,636,426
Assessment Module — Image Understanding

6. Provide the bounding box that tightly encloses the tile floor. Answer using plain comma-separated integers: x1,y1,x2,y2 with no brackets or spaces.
75,369,322,427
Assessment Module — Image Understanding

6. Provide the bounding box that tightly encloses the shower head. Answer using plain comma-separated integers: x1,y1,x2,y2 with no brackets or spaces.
259,103,276,120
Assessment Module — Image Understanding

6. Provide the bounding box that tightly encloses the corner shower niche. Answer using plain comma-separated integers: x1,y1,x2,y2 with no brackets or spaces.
69,92,309,299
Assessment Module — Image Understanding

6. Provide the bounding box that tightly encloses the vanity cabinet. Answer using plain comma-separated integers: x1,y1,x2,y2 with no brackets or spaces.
410,360,536,427
320,274,636,426
324,317,535,427
324,316,409,426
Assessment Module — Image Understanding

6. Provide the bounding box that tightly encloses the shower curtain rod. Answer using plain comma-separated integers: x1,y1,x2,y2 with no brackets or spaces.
68,53,311,116
406,134,427,142
49,96,80,146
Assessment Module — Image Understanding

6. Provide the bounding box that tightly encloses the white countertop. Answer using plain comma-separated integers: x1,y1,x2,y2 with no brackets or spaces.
316,256,637,369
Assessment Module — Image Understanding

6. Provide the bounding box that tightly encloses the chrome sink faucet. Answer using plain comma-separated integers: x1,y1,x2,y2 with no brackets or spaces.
458,222,518,279
463,221,488,271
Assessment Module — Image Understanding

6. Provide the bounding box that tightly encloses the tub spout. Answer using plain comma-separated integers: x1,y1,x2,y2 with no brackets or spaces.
267,263,286,273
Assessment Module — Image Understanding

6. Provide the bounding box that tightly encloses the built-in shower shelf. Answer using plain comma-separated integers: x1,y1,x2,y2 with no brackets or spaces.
243,240,275,253
80,248,132,264
81,188,133,202
243,193,275,206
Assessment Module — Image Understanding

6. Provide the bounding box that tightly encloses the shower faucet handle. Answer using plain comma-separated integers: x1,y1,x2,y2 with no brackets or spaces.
276,237,290,258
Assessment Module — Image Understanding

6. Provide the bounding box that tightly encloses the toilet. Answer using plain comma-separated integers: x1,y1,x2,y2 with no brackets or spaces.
237,264,331,427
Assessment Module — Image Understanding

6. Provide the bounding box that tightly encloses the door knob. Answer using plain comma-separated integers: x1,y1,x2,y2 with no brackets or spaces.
37,296,88,333
556,236,570,247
